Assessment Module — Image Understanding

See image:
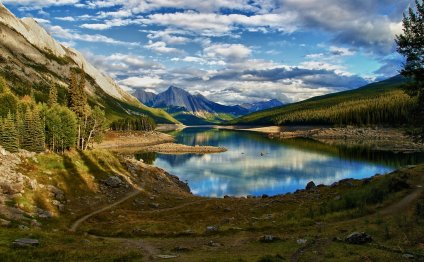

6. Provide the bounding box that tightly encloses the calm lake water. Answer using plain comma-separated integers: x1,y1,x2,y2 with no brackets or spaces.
136,127,424,197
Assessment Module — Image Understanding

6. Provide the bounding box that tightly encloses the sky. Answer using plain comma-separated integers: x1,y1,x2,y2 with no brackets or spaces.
2,0,413,105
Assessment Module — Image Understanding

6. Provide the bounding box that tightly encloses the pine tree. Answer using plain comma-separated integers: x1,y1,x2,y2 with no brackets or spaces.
21,108,35,151
0,112,19,153
0,76,9,94
67,69,89,150
396,0,424,140
32,109,45,153
48,81,58,107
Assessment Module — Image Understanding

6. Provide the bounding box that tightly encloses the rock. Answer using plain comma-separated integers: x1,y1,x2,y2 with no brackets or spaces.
334,195,341,201
207,240,221,247
205,226,219,233
102,176,123,188
259,235,280,243
402,254,414,259
0,218,11,227
12,238,39,248
261,194,269,198
297,239,307,245
0,147,8,156
30,219,41,228
345,232,372,244
29,179,38,190
149,203,159,208
37,208,53,219
223,195,230,199
305,181,316,190
18,225,29,230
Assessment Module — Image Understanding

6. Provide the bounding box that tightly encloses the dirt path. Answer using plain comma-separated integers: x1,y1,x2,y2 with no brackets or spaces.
377,172,424,216
289,172,424,262
69,189,143,232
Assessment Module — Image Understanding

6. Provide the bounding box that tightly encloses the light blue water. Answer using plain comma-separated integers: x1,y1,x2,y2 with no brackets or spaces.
136,127,424,197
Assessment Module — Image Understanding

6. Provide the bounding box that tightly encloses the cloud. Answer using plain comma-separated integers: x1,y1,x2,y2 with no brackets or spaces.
83,52,163,78
144,12,297,36
145,40,183,54
2,0,79,9
118,76,164,89
44,24,139,46
55,16,75,22
203,43,252,62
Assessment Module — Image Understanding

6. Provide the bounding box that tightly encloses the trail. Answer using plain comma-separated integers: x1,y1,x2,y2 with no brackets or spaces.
69,189,142,232
289,171,424,262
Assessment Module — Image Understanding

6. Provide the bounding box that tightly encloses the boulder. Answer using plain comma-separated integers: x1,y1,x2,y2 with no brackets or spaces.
205,226,219,233
149,203,159,209
259,235,280,243
345,232,372,244
305,181,316,190
102,176,123,188
12,238,39,248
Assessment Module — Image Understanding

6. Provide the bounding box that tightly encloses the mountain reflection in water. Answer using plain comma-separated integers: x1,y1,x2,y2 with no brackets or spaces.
134,128,424,197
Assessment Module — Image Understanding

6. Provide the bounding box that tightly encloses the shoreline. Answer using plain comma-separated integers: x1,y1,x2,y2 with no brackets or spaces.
214,125,424,153
96,131,227,154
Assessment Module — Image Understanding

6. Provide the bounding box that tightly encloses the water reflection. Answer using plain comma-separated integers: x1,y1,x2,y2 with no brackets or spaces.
135,128,424,197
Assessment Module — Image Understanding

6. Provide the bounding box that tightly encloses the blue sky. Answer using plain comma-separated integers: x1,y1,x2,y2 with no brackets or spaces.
2,0,413,104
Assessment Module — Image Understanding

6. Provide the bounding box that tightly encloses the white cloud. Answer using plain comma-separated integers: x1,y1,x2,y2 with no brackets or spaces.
119,76,164,89
2,0,79,9
45,24,139,46
145,40,182,54
55,16,75,22
144,12,297,36
203,43,252,62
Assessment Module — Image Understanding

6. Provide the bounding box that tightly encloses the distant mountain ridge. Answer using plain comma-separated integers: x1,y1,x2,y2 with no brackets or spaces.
241,99,284,113
134,86,250,116
133,86,284,124
0,3,178,124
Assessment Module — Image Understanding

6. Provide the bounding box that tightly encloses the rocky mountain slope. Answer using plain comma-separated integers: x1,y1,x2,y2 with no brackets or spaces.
136,86,249,117
240,99,284,113
0,3,178,124
134,86,286,124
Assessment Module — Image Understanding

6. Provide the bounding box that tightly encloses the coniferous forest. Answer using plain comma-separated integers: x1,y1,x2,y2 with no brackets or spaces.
0,69,157,153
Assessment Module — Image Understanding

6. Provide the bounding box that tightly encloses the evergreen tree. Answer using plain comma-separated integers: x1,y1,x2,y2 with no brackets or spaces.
396,0,424,140
0,91,18,118
48,81,58,107
32,109,45,153
67,69,89,150
21,108,44,152
0,76,9,94
21,108,35,151
0,112,19,153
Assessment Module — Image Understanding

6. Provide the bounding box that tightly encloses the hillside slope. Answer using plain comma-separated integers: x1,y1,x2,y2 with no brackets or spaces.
0,3,178,124
231,75,412,125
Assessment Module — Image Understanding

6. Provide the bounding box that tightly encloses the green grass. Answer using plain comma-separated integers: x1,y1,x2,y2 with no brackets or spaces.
231,75,412,125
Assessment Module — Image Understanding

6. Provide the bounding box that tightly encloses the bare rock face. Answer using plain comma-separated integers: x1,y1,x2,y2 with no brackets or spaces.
0,3,138,103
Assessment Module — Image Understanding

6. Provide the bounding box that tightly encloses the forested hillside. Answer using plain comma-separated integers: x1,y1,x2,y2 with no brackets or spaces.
231,75,416,126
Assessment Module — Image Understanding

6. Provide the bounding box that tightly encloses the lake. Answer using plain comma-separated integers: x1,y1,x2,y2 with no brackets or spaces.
135,127,424,197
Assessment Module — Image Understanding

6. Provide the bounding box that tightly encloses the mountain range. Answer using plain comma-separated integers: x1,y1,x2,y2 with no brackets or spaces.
133,86,284,124
0,3,178,124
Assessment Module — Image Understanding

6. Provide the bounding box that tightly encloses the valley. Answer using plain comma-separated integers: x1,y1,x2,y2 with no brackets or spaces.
0,1,423,261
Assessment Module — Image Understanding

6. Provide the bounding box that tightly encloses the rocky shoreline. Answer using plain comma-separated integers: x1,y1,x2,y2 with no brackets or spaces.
142,143,227,154
269,127,424,153
98,131,227,154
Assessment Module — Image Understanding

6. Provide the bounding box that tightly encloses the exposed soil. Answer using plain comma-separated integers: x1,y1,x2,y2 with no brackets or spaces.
96,131,227,154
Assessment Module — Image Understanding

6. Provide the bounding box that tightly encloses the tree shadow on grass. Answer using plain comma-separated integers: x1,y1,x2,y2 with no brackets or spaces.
61,154,94,193
77,151,110,179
